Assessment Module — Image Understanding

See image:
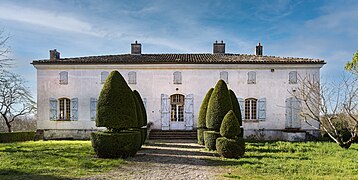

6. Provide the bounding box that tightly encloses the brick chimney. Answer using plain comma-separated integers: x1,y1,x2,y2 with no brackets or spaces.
131,41,141,55
213,40,225,54
49,49,60,60
255,43,263,56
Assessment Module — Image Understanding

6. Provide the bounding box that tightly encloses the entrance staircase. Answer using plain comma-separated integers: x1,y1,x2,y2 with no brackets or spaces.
149,130,197,140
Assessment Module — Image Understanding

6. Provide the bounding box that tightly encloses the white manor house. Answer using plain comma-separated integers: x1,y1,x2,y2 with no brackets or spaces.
32,41,325,140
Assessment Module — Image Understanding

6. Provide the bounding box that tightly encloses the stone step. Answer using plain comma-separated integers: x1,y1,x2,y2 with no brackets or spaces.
149,130,197,140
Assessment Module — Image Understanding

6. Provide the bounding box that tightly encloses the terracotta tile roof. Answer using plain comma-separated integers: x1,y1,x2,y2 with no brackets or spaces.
31,53,325,65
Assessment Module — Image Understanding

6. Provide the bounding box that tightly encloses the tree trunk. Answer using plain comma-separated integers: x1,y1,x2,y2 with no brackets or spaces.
338,135,358,149
5,120,12,132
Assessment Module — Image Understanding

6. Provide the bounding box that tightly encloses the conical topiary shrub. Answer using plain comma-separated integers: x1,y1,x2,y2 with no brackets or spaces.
216,110,245,158
206,80,233,130
229,90,243,138
133,90,148,145
91,70,141,159
220,110,241,139
197,88,214,145
96,71,138,129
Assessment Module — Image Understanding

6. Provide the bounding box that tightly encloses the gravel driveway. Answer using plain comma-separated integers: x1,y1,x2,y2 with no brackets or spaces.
85,140,229,180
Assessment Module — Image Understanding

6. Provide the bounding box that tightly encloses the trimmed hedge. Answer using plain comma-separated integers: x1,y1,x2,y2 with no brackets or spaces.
133,91,144,128
96,70,138,129
91,131,141,158
133,90,147,127
198,88,214,129
140,127,147,145
220,110,241,139
0,131,35,143
216,137,245,158
229,90,242,126
204,130,221,151
197,129,206,145
206,80,233,130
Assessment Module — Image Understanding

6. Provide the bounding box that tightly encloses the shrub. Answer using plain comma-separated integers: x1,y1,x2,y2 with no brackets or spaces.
220,110,241,139
198,88,214,129
206,80,233,130
96,70,138,129
133,90,147,127
229,90,242,126
91,131,141,158
140,127,147,145
216,137,245,158
0,131,35,143
204,131,221,151
133,91,144,128
197,129,206,145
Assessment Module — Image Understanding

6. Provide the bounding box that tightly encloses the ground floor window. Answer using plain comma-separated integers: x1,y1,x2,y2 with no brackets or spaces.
245,98,257,120
49,97,78,121
170,94,184,122
59,98,71,120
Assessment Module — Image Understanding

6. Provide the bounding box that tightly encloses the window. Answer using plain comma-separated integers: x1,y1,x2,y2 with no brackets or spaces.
128,71,136,84
245,98,257,120
170,94,184,122
49,97,78,121
90,98,97,121
173,71,182,84
248,71,256,84
59,71,68,84
101,71,109,84
220,71,228,84
289,71,297,84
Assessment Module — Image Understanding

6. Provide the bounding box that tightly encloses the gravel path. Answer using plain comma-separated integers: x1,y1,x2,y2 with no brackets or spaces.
85,140,229,180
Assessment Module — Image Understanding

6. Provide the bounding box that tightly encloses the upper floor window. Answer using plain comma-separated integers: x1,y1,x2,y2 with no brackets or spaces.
49,97,78,121
101,71,109,84
245,98,257,120
59,71,68,84
128,71,137,84
248,71,256,84
220,71,228,84
173,71,182,84
289,71,297,84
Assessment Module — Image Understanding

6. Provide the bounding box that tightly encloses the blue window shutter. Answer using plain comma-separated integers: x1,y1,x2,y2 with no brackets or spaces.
161,94,170,130
59,71,68,84
184,94,194,128
71,98,78,121
49,98,57,120
258,98,266,120
238,97,245,120
90,98,97,121
285,97,293,128
248,71,256,84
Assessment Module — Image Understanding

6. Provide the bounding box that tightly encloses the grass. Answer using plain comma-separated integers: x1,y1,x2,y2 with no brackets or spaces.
214,141,358,179
0,140,125,180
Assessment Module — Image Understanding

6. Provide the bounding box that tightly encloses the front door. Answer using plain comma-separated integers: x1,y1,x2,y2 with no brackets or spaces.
170,94,185,130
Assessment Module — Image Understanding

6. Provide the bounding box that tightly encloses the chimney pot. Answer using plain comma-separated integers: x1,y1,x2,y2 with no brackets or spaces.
49,49,60,60
213,40,225,54
255,43,263,56
131,41,141,55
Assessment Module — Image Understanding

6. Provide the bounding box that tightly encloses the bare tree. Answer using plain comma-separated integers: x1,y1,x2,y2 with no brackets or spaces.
0,70,36,132
0,30,12,69
293,74,357,149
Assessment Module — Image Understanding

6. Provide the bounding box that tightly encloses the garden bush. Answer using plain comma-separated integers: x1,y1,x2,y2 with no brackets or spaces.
216,137,245,158
96,70,138,129
206,80,233,130
91,131,141,158
204,130,221,150
0,131,35,143
197,88,214,145
229,90,244,138
220,110,241,139
133,90,147,127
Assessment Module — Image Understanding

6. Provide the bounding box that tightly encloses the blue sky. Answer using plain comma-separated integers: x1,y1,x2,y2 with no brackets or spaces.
0,0,357,98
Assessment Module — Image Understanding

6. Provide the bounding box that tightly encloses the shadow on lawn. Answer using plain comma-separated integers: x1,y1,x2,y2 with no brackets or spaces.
0,169,72,180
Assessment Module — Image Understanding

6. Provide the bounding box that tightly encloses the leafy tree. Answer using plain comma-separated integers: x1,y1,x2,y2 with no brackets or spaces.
345,51,358,75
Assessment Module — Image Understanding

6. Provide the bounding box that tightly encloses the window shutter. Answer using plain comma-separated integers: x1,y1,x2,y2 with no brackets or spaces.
128,71,136,84
289,71,297,84
49,98,58,120
238,97,245,120
248,71,256,84
173,71,182,84
71,98,78,121
161,94,170,130
285,97,293,128
143,97,147,109
101,71,109,84
292,98,301,128
59,71,68,84
257,98,266,120
220,71,228,84
184,94,194,128
90,98,97,121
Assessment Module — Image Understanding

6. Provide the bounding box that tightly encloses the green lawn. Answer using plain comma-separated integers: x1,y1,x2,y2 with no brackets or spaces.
0,141,125,180
214,141,358,179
